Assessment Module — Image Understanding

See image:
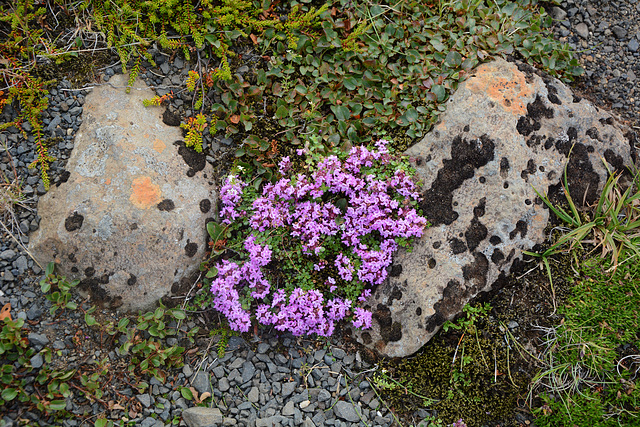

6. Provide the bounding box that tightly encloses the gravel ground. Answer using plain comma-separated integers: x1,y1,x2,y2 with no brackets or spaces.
1,1,639,426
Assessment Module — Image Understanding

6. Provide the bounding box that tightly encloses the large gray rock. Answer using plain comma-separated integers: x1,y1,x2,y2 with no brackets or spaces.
356,58,638,357
29,74,216,311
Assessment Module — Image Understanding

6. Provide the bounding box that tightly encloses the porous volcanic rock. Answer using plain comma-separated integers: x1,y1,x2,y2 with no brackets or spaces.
355,58,638,358
29,74,216,311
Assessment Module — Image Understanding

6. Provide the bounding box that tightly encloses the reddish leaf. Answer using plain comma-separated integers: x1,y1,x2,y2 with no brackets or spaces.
250,34,258,44
0,303,11,321
229,115,240,124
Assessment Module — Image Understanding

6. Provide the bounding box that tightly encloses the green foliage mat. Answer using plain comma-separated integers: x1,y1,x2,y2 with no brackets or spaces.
533,255,640,427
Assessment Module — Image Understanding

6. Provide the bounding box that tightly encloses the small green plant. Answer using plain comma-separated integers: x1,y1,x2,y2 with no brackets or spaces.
0,315,75,415
208,324,239,358
40,262,80,315
180,113,208,152
107,303,193,383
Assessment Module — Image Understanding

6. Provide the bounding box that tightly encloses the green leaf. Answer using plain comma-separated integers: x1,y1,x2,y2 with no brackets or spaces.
181,387,194,400
95,419,110,427
343,77,359,90
445,51,462,67
40,279,51,294
207,222,225,241
84,314,97,326
432,85,446,102
1,388,17,401
331,105,350,121
206,267,218,278
431,38,446,52
275,105,289,119
171,309,186,320
48,399,67,411
46,262,55,277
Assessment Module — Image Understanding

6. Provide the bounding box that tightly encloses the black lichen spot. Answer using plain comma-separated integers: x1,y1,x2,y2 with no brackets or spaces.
567,127,578,142
479,176,486,183
184,240,198,257
175,141,206,177
127,274,137,286
433,241,441,249
84,267,95,277
162,110,181,126
549,143,600,205
586,127,599,140
388,285,403,305
157,199,175,211
573,95,582,103
361,332,372,345
509,220,528,240
130,223,138,230
499,157,510,178
416,307,422,316
544,137,555,150
546,84,561,105
525,199,532,205
462,252,489,292
71,266,78,273
199,199,211,213
428,258,436,269
465,217,487,252
491,249,505,264
420,135,495,226
68,253,77,262
78,278,111,306
503,182,509,189
100,274,110,284
449,237,467,254
489,235,502,245
599,117,614,126
426,280,466,333
516,95,554,136
373,304,402,342
390,264,403,277
463,125,470,132
521,159,537,181
56,170,71,187
604,149,625,174
65,212,84,232
526,134,545,148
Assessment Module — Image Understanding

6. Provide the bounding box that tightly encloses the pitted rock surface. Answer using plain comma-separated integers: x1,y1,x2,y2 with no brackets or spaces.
356,58,638,358
28,74,216,311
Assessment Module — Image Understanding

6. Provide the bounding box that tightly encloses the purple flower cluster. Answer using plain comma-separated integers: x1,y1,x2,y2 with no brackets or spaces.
209,235,272,332
210,139,427,336
255,289,354,336
219,174,247,224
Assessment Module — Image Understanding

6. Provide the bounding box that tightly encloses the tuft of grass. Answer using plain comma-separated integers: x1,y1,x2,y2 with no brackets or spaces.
530,254,640,426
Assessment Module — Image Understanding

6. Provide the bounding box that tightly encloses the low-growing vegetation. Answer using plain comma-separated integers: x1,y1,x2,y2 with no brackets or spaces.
5,0,638,426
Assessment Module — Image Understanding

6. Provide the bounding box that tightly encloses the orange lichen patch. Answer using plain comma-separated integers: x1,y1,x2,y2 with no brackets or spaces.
153,138,166,154
130,176,162,209
466,64,533,116
105,178,111,185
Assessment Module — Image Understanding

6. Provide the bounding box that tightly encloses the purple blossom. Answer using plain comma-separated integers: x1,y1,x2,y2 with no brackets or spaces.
352,307,372,329
279,156,291,175
219,175,247,224
209,139,427,336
